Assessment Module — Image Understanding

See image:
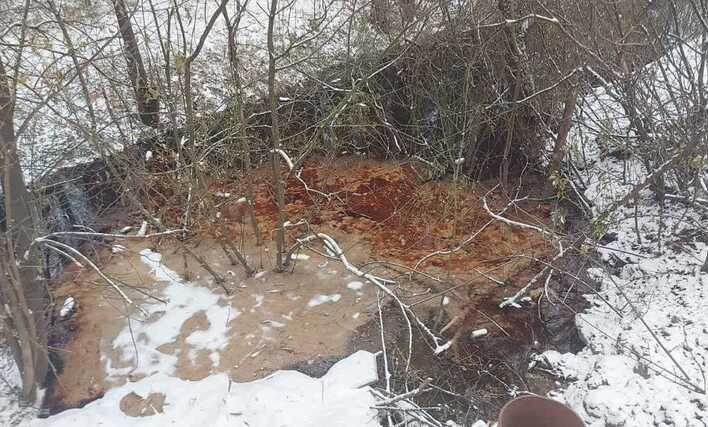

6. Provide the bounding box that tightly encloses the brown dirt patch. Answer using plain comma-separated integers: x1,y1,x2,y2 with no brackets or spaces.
209,157,553,271
46,158,557,420
119,391,165,417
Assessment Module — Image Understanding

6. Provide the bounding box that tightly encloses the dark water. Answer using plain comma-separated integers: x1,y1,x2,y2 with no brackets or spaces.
1,157,121,282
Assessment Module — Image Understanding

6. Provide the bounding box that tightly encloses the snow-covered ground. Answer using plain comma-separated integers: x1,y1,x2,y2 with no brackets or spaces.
0,345,39,426
33,349,380,426
532,48,708,425
540,174,708,425
536,160,708,425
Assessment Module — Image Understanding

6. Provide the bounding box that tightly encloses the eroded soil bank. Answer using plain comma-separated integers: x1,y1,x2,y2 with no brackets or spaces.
45,158,584,423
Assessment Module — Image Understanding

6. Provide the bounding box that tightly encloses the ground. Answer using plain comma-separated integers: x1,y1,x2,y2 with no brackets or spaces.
33,158,565,425
3,0,705,425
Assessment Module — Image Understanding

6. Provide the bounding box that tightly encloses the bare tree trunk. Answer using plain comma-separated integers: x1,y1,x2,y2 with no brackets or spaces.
112,0,159,128
497,0,533,189
0,57,48,403
177,0,229,238
546,86,578,195
268,0,286,271
223,2,262,245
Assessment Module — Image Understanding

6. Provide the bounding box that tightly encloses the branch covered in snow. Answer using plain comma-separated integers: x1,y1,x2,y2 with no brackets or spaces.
35,238,147,316
270,148,294,170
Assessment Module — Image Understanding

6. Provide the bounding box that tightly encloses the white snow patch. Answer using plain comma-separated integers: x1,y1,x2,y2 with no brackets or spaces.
104,250,237,378
0,346,37,425
59,297,76,318
347,281,365,291
470,329,488,339
307,294,342,307
136,221,148,237
34,351,380,427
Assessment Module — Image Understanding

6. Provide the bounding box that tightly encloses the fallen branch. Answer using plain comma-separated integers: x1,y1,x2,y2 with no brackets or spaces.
373,377,431,407
35,238,147,316
481,188,565,308
291,232,449,361
500,242,565,309
369,387,443,427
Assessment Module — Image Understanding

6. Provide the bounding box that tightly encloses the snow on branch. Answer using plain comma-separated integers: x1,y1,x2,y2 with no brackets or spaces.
481,187,565,308
270,148,294,170
500,242,565,309
35,238,147,316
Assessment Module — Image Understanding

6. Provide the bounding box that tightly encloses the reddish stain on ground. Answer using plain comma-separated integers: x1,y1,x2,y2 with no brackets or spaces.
210,157,553,273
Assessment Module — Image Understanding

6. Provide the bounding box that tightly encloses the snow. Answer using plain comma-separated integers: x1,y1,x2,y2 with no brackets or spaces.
59,297,76,318
105,249,237,378
0,345,37,426
4,2,706,424
136,221,148,237
347,281,365,290
539,211,708,426
33,350,381,427
307,293,342,307
537,39,708,427
13,247,425,426
470,329,487,339
43,249,385,426
6,0,398,183
111,244,127,254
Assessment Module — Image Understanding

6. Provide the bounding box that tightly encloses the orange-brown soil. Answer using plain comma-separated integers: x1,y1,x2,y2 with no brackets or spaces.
47,157,555,415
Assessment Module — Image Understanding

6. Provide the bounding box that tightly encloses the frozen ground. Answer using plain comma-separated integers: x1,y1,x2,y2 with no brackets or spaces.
0,345,38,426
531,47,708,426
33,349,381,427
536,152,708,426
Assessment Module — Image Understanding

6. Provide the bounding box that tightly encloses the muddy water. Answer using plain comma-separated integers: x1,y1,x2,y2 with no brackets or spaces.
46,234,392,412
45,158,580,422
